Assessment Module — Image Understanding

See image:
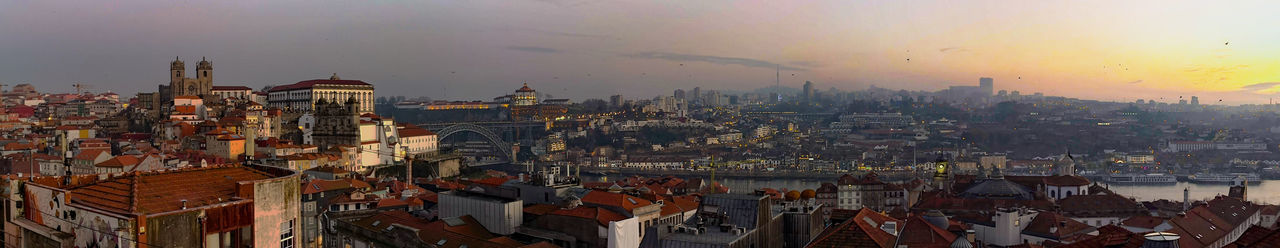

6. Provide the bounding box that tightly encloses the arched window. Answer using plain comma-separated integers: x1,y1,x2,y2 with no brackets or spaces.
1051,190,1057,198
1066,191,1073,197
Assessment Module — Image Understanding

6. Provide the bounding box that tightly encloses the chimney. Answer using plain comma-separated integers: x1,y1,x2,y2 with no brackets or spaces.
966,229,975,243
181,199,188,209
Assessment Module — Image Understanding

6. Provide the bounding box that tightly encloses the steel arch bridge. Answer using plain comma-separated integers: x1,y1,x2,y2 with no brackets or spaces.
436,123,515,162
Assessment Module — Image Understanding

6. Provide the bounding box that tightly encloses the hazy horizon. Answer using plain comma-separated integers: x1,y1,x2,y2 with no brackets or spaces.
2,0,1278,104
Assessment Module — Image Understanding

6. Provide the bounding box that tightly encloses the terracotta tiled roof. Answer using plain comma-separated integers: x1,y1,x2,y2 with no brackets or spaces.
1203,196,1257,226
581,190,653,212
523,204,560,216
547,206,628,226
211,86,253,91
898,215,958,248
174,95,201,100
68,166,277,215
1043,175,1091,186
1262,205,1280,216
1059,194,1146,218
1058,225,1145,248
807,208,899,248
1022,211,1095,240
267,79,371,92
302,178,369,195
1229,225,1280,247
468,177,513,187
659,195,699,216
96,155,142,168
1167,206,1233,248
1119,216,1168,229
73,150,109,161
376,198,408,208
398,126,436,137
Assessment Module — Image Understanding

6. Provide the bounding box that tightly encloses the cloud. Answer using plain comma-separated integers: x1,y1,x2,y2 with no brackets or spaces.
507,46,561,53
1238,82,1280,92
526,29,614,39
939,47,969,53
623,52,806,71
1126,80,1143,84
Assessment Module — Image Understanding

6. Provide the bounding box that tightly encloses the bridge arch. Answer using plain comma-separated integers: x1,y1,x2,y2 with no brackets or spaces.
435,124,515,162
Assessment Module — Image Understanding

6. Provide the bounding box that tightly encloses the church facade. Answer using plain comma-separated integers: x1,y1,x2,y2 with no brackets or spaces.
170,57,214,98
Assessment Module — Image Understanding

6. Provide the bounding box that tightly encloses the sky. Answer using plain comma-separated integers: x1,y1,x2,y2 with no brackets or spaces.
1,0,1278,104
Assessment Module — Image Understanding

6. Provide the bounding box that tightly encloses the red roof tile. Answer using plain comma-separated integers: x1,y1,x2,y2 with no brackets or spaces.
581,190,653,212
267,79,371,92
68,166,277,215
211,86,253,91
547,206,628,226
1043,175,1091,186
96,155,142,168
807,208,900,248
898,215,958,248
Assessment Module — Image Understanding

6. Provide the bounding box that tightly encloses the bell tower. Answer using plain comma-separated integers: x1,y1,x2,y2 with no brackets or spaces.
196,57,213,96
170,57,185,94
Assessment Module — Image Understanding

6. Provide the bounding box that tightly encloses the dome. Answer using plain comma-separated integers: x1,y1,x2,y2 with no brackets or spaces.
516,83,536,93
800,189,816,199
923,210,949,229
785,190,801,201
960,178,1034,200
949,238,973,248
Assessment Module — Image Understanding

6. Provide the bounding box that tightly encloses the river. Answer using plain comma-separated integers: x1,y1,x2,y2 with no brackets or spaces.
579,175,1280,204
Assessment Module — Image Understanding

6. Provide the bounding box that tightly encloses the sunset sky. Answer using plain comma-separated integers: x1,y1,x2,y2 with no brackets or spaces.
1,0,1277,104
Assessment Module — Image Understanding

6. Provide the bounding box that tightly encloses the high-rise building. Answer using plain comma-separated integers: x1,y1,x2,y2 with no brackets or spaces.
674,89,686,100
979,77,994,96
1191,96,1199,105
691,87,702,104
803,81,814,102
610,94,622,108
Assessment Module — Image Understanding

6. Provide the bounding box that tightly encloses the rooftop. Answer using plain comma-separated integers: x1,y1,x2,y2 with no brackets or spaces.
63,165,288,216
267,79,371,92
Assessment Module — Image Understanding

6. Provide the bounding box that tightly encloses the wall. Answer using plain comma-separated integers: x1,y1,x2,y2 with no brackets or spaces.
438,192,523,235
251,170,301,248
146,211,202,248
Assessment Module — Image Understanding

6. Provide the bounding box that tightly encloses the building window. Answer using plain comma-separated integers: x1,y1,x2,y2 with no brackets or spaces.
281,219,295,248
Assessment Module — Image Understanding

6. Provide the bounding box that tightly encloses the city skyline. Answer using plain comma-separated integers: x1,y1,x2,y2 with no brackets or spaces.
1,0,1278,104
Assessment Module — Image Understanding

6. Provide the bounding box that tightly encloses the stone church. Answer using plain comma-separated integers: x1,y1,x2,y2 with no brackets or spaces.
311,97,360,152
169,57,213,98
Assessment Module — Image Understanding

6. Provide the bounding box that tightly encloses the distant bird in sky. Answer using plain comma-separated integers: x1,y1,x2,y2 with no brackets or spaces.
1225,42,1229,45
1018,76,1021,79
679,63,684,66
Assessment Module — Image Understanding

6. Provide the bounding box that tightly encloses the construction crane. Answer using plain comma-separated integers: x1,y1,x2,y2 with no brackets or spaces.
72,83,91,95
